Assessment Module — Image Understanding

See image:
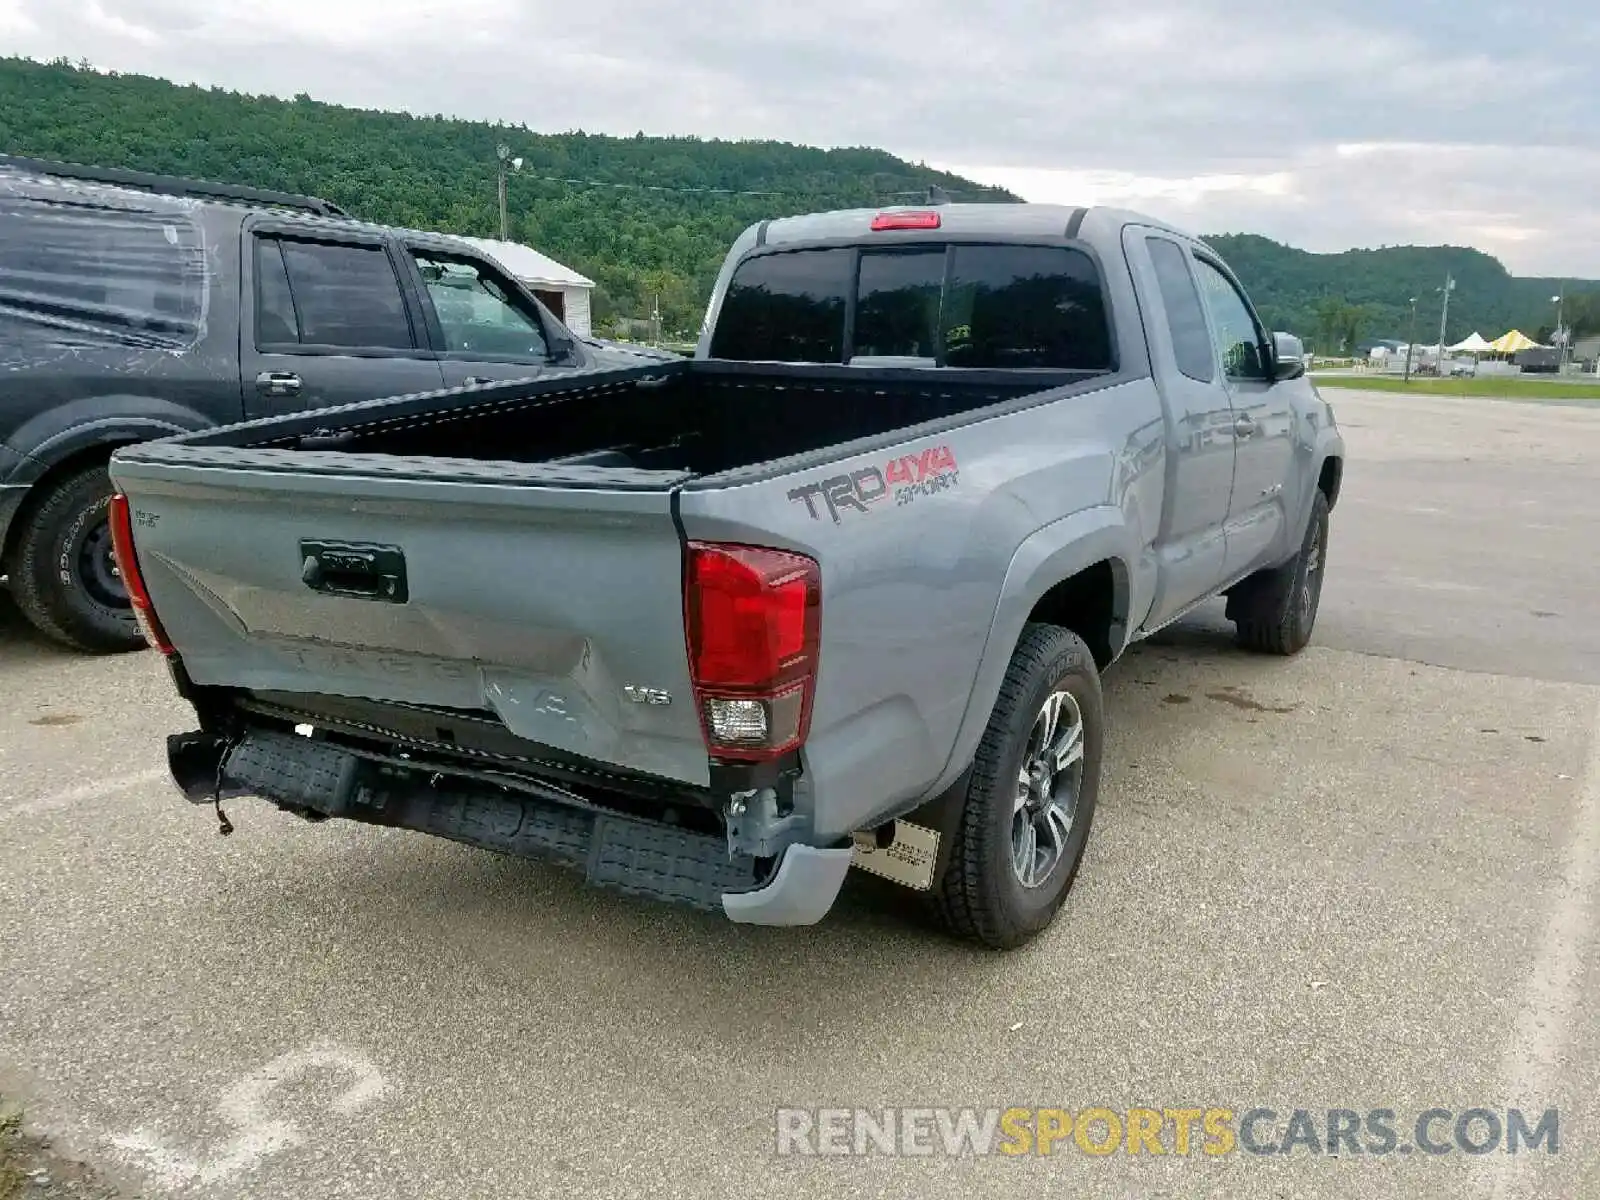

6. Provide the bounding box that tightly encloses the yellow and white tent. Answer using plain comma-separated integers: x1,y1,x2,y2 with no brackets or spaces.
1488,329,1540,354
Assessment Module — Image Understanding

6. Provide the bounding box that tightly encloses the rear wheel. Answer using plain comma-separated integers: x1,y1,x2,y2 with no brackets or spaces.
935,623,1103,950
9,464,144,653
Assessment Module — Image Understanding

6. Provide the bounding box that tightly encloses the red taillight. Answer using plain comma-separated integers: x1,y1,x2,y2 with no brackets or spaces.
108,493,175,656
870,210,941,231
684,542,821,761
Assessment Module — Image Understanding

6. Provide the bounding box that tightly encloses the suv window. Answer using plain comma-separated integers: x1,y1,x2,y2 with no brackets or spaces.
265,238,415,350
942,245,1111,370
709,248,852,362
1145,236,1215,382
0,197,205,350
255,239,299,345
411,251,549,359
1191,257,1267,381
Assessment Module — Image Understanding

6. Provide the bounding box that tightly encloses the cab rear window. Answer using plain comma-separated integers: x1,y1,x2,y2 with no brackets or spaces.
709,242,1112,370
705,248,851,363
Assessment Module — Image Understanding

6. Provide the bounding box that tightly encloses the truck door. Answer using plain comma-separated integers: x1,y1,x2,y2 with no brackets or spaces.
1188,252,1296,580
1124,229,1236,629
398,244,563,389
240,228,445,415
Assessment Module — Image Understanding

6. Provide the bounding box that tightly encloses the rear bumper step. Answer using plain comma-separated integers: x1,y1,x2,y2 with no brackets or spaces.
166,729,852,924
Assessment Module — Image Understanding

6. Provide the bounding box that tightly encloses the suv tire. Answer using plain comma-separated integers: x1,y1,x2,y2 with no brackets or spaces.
1229,489,1330,656
934,623,1103,950
10,464,144,654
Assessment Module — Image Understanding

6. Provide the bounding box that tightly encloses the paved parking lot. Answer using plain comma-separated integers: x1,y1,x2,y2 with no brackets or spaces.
2,389,1597,1199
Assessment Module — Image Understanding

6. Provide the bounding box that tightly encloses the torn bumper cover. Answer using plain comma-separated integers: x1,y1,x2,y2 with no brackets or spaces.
166,728,852,926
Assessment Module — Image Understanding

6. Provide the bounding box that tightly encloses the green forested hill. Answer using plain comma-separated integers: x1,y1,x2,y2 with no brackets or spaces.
1206,233,1598,352
4,56,1595,345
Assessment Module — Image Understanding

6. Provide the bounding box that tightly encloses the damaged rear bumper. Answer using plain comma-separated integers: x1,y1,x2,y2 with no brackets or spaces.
167,728,852,927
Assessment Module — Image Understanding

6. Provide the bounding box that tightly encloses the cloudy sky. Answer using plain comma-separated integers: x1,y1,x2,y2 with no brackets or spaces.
4,0,1597,276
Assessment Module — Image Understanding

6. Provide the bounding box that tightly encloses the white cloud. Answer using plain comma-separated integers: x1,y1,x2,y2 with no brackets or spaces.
0,0,36,35
936,142,1600,277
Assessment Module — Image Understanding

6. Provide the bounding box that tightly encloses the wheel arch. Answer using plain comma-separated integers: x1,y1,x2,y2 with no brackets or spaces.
2,403,215,567
1317,453,1343,510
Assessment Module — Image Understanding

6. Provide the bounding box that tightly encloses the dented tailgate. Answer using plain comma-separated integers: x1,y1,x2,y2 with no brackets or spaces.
108,446,712,787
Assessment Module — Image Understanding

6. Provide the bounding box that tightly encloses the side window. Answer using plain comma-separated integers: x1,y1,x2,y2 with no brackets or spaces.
410,251,549,358
708,248,852,363
1145,237,1215,383
1191,257,1268,381
276,239,415,350
254,238,299,346
0,197,205,351
941,245,1112,370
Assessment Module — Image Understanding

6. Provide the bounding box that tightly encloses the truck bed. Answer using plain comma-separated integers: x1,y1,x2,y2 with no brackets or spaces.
158,358,1087,481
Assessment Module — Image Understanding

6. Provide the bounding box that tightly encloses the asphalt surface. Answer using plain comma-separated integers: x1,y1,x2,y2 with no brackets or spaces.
1,389,1597,1200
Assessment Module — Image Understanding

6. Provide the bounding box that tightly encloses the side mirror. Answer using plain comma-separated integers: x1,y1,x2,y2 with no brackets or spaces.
1272,332,1307,381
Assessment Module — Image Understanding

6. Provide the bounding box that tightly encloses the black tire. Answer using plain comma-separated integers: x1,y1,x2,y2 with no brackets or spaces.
1229,489,1330,656
8,464,145,654
934,623,1104,950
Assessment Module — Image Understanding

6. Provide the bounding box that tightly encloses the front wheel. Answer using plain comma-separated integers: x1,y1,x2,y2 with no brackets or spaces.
935,623,1104,950
1228,490,1330,656
8,464,145,653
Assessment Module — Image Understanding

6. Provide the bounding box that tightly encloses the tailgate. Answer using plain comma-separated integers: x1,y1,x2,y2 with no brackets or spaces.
109,448,713,787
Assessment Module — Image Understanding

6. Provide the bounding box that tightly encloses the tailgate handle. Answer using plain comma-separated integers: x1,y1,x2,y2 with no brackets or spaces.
300,540,408,604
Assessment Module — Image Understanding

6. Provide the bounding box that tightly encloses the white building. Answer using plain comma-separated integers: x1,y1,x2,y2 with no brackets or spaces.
455,236,596,337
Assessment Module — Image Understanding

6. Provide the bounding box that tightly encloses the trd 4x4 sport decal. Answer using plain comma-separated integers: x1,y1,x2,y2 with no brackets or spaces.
787,445,960,523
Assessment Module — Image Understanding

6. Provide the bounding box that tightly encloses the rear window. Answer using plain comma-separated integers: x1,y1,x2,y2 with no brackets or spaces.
707,248,851,362
710,242,1112,370
0,195,207,352
942,245,1111,370
854,249,944,359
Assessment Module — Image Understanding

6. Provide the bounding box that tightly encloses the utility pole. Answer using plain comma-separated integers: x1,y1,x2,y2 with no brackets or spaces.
1436,273,1454,369
1404,297,1418,382
496,145,523,242
1552,287,1566,374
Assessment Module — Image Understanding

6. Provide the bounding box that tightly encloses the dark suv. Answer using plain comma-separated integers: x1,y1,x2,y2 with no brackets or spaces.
0,154,654,653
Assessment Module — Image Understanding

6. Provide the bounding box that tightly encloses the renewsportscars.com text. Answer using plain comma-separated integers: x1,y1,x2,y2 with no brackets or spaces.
774,1106,1560,1158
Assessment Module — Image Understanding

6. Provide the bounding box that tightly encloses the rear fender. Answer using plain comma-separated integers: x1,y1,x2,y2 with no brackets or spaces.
925,505,1134,801
4,396,219,485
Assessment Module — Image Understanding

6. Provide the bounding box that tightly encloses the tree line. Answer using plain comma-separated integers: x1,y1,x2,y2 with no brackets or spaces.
1206,233,1598,354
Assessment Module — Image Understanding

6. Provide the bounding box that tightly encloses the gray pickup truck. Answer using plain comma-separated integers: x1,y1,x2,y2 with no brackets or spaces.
108,202,1344,949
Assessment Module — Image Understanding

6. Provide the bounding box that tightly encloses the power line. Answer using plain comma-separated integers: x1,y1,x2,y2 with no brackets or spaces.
503,169,1001,202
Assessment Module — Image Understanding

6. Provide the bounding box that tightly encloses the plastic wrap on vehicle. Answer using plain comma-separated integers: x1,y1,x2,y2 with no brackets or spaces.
0,179,209,355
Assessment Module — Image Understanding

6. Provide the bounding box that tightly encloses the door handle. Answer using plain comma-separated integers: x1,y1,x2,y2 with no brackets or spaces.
1233,414,1258,438
256,371,302,397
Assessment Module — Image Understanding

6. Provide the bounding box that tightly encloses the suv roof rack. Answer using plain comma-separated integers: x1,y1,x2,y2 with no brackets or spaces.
0,154,349,217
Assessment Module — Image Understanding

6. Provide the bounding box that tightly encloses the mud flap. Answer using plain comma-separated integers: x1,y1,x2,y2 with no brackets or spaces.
852,821,941,890
851,764,974,893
